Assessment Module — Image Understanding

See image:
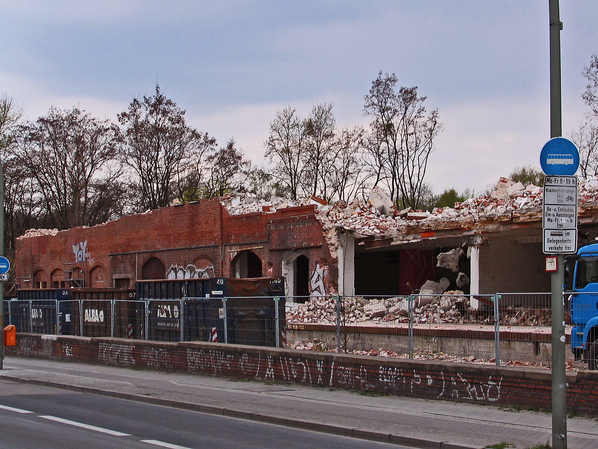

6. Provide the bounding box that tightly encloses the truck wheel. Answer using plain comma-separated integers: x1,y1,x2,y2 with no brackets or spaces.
588,341,598,370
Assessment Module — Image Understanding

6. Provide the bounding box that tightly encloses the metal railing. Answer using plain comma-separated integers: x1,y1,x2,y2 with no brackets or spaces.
3,296,286,348
4,291,570,366
285,292,555,366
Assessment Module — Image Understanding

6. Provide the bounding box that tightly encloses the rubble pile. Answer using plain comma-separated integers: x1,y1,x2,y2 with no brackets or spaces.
288,339,570,369
500,306,551,326
286,296,339,324
19,228,59,238
219,194,310,216
19,176,598,247
218,177,598,260
286,294,552,327
287,293,472,325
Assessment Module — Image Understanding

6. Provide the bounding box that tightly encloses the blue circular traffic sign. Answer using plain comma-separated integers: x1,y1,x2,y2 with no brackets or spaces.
540,137,580,176
0,256,10,274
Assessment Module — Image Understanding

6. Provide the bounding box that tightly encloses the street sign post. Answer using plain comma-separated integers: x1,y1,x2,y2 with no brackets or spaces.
539,135,579,449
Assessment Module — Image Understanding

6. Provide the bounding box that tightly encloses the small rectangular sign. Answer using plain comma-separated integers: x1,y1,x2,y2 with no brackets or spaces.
543,229,577,254
545,256,558,272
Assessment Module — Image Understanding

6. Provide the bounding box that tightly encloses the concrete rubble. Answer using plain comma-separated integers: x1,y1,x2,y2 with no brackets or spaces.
285,292,551,326
219,176,598,260
288,339,578,370
19,228,59,238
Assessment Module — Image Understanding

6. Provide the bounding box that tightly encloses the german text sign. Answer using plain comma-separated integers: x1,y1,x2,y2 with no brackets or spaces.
543,176,578,254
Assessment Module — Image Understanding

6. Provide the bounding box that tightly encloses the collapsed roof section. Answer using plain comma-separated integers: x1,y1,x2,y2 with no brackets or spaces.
220,176,598,259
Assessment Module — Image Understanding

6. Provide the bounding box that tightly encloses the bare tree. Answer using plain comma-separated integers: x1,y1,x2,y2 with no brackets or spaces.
264,106,306,200
118,85,216,211
203,139,251,198
3,158,42,250
246,167,277,201
11,107,123,229
0,94,36,251
328,126,369,203
574,55,598,179
302,103,337,199
0,94,23,151
364,72,442,210
572,120,598,179
582,54,598,116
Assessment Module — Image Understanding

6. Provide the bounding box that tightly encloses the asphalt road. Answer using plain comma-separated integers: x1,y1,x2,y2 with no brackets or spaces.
2,357,598,448
0,378,408,449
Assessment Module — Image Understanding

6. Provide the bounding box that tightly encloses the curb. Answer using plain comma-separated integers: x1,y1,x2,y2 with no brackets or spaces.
0,374,479,449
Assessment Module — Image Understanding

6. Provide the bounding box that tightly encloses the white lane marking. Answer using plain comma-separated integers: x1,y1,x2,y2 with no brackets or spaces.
39,415,131,437
141,440,191,449
0,404,34,414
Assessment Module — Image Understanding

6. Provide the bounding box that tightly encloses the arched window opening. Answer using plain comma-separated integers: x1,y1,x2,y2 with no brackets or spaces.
51,269,65,288
232,251,262,278
90,266,107,288
142,257,166,280
33,270,46,289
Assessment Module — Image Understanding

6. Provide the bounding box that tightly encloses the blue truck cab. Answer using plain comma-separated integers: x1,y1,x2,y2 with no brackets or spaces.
569,242,598,369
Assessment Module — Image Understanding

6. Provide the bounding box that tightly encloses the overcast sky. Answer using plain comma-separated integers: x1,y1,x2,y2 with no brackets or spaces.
2,1,597,195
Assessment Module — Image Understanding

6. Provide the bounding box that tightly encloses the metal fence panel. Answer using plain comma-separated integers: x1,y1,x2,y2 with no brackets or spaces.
5,290,561,364
285,292,554,366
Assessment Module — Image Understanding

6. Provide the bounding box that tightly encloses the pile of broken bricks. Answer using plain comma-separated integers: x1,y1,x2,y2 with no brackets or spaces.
285,292,552,327
288,340,576,370
219,176,598,259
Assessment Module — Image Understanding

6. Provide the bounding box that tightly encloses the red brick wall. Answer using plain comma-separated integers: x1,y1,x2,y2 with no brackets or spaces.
14,200,336,293
9,333,598,416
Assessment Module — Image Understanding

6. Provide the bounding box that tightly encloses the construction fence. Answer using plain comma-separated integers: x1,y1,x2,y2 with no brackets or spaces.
3,295,285,348
3,291,563,365
286,292,557,366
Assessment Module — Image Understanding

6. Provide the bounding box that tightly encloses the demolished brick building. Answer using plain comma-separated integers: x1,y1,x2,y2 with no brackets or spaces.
14,177,598,300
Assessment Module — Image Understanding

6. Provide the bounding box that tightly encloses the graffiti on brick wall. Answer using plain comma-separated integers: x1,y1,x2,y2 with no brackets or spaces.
166,264,214,280
84,308,105,323
140,347,171,370
310,262,326,297
98,342,134,366
187,349,236,377
61,343,73,357
18,337,43,357
378,366,502,402
72,240,89,263
13,337,504,404
183,348,502,403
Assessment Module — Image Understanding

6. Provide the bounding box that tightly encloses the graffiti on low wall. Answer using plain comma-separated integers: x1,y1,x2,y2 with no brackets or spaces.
184,348,502,402
14,335,552,410
98,342,134,366
18,337,44,357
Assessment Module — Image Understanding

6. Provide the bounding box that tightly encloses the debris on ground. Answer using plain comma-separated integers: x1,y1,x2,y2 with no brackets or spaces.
286,294,551,326
288,339,583,371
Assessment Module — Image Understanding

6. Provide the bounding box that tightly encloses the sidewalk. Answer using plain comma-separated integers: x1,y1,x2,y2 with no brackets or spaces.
1,356,597,449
